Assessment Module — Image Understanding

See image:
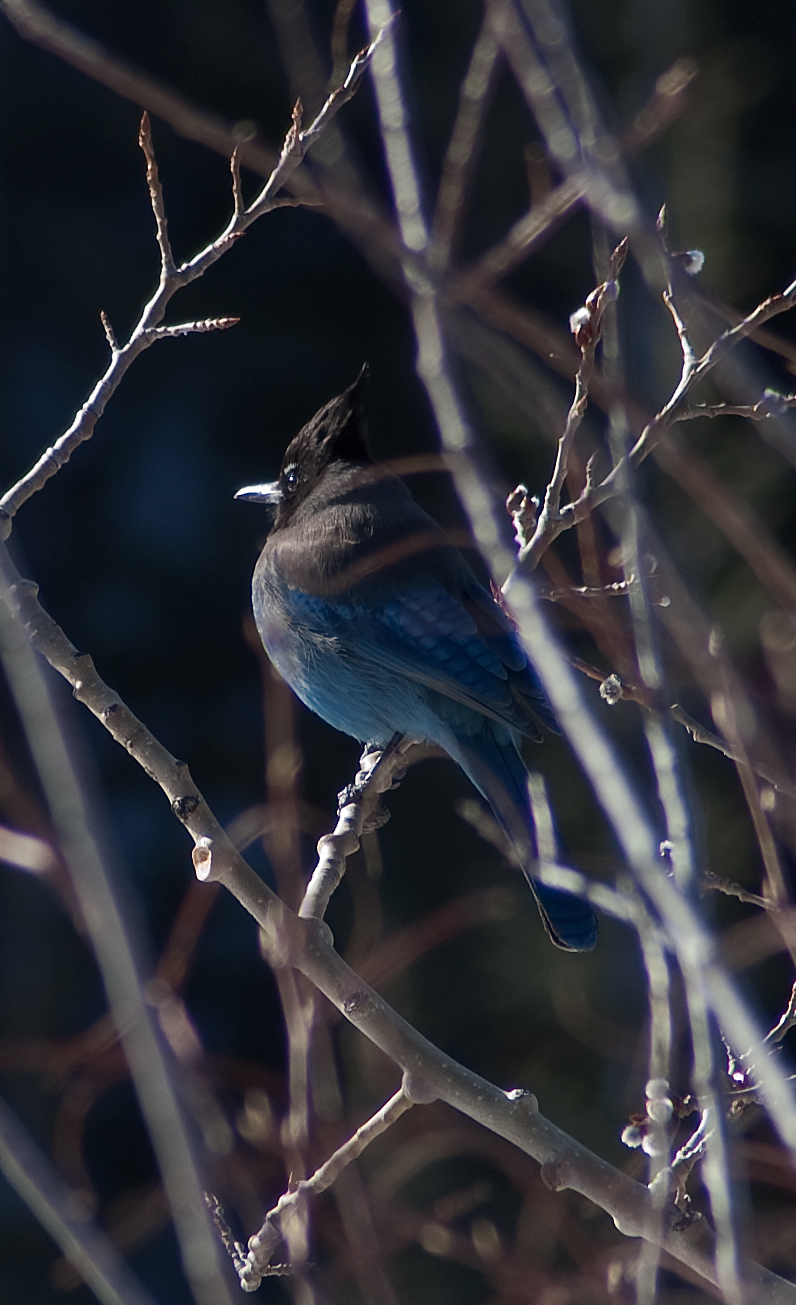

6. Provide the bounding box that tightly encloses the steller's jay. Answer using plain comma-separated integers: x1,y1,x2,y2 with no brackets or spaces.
235,369,597,951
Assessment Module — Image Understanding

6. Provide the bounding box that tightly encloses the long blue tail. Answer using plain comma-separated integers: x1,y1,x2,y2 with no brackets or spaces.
453,732,598,952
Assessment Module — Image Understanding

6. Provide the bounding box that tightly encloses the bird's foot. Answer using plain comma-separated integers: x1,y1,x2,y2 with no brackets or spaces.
336,774,392,829
336,734,409,815
335,777,391,829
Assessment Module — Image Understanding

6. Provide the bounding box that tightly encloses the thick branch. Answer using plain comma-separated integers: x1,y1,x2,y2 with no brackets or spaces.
299,737,437,919
4,544,791,1295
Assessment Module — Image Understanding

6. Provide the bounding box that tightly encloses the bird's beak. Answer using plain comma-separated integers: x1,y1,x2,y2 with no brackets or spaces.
234,481,282,505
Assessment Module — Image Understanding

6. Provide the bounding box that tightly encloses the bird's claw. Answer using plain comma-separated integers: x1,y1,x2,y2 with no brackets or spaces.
337,781,363,810
336,782,391,829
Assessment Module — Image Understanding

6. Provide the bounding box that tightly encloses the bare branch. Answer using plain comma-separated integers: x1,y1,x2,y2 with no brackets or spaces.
144,316,241,341
0,1092,157,1305
241,1083,417,1288
703,871,770,910
429,14,500,272
246,18,395,219
0,28,386,531
449,57,695,302
99,309,118,353
543,577,636,600
302,18,396,151
204,1194,248,1281
611,276,796,490
484,0,642,240
0,551,235,1305
679,392,796,421
662,285,696,378
299,738,437,920
766,982,796,1045
360,16,796,1267
566,653,796,801
621,58,699,154
6,534,793,1296
479,278,796,600
230,145,244,219
139,111,175,274
669,1108,714,1212
519,238,628,567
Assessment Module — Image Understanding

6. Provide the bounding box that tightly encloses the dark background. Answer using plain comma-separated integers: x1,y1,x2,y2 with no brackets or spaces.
1,0,796,1301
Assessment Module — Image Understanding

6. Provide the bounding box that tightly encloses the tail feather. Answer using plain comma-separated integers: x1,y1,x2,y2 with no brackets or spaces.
453,732,598,952
530,878,599,953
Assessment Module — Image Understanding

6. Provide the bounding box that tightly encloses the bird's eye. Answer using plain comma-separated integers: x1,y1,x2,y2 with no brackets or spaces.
283,466,299,494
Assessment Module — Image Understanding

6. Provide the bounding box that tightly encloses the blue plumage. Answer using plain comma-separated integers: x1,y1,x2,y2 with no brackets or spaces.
236,369,597,952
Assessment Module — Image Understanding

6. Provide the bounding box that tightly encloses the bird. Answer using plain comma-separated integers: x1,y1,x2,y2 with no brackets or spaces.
235,368,597,951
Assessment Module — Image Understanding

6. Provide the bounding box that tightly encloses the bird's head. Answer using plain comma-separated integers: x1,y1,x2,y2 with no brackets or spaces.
234,365,372,529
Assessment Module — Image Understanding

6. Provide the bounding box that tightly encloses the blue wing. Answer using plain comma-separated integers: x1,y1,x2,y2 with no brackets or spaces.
287,575,552,739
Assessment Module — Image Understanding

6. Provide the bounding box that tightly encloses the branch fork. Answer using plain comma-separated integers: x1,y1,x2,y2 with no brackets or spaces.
235,1080,417,1290
0,23,390,532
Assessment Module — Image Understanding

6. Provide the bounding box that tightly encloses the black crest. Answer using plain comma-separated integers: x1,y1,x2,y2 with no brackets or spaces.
268,365,372,529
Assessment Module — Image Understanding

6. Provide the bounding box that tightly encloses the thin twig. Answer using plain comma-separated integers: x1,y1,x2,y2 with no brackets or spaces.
679,393,796,421
766,982,796,1045
669,1107,714,1212
487,267,796,570
520,238,628,567
240,1083,417,1288
0,1092,157,1305
476,276,796,618
99,310,118,353
297,16,396,154
144,317,241,341
428,13,500,272
0,23,388,531
702,870,771,911
710,662,796,966
205,1194,248,1279
139,112,175,274
230,145,244,219
448,56,695,302
546,576,632,598
602,277,796,503
568,653,796,801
